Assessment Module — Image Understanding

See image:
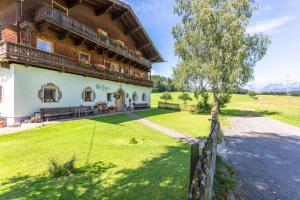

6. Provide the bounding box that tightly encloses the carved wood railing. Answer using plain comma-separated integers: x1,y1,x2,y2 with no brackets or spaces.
35,4,152,68
0,42,153,87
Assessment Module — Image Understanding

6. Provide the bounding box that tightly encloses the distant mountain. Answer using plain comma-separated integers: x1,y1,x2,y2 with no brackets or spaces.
261,82,300,93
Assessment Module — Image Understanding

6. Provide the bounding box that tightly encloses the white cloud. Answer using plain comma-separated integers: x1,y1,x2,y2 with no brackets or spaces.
121,0,164,14
151,70,158,75
247,16,296,34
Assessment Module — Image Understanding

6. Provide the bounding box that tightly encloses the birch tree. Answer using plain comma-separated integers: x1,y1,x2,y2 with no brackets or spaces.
172,0,270,107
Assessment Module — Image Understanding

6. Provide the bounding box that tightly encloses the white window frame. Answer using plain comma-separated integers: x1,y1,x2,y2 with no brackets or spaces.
52,1,69,15
79,52,91,64
83,88,94,102
132,92,138,102
37,38,53,53
107,93,112,102
42,86,58,103
142,93,147,102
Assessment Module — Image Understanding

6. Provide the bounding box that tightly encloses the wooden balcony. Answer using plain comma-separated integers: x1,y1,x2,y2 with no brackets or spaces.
34,4,152,68
0,42,153,87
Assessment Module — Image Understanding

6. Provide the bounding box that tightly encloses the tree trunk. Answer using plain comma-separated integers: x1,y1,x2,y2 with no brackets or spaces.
213,90,219,110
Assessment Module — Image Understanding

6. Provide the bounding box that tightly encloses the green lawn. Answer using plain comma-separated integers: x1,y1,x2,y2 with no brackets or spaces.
135,109,211,139
0,114,190,200
152,92,300,127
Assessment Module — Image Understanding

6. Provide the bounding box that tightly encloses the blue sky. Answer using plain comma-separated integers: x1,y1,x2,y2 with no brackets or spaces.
123,0,300,88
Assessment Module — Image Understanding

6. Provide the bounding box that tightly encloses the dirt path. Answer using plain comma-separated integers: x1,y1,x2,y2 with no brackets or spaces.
126,113,204,145
220,117,300,200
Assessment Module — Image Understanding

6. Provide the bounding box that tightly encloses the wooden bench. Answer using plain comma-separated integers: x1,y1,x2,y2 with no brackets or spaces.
40,106,94,121
134,103,150,110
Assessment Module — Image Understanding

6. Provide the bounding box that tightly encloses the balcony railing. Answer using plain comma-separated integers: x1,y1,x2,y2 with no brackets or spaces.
0,42,153,87
35,4,152,68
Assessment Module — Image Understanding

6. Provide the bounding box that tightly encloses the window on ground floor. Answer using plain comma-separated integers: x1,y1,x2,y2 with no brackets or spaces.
132,92,138,102
107,93,112,102
142,93,147,102
82,87,95,102
38,83,62,103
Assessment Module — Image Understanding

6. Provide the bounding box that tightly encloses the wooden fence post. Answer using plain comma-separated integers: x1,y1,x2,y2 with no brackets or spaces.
189,142,200,190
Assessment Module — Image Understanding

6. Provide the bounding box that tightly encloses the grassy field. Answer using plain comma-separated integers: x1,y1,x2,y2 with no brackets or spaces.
0,114,190,200
152,92,300,127
135,109,211,139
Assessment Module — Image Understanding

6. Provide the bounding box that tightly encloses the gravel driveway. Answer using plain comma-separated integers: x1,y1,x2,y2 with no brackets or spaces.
220,117,300,200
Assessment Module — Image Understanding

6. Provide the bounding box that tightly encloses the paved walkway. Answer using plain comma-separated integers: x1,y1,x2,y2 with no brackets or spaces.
126,112,203,145
220,117,300,200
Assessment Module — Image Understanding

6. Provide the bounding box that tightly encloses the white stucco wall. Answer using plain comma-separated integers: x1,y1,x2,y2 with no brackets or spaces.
0,66,15,125
1,64,151,125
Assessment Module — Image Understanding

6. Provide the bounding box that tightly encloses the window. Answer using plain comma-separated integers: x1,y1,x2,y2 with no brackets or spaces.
0,86,3,103
107,93,112,102
83,87,94,102
44,88,57,102
142,93,147,102
132,92,138,102
38,83,62,103
111,64,116,71
52,1,68,15
105,63,111,71
79,52,90,64
37,39,53,53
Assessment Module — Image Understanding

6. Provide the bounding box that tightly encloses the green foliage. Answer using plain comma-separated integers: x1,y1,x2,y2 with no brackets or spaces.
129,137,138,144
152,75,177,93
218,94,231,109
196,93,212,114
48,156,76,178
160,92,173,103
248,91,258,100
178,92,192,104
214,155,237,200
248,90,257,97
172,0,270,107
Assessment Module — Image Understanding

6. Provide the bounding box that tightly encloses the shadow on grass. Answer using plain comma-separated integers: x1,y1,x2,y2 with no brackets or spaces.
0,144,190,200
220,109,279,118
87,109,180,126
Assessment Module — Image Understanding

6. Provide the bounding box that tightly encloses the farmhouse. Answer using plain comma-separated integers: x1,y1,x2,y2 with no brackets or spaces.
0,0,162,125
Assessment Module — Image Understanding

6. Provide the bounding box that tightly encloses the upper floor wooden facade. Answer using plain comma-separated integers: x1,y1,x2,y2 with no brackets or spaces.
0,0,163,87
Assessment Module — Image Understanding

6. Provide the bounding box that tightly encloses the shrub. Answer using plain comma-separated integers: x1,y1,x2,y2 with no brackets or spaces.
129,137,138,144
248,90,257,97
160,92,173,103
195,92,212,114
48,155,76,178
218,94,231,109
248,91,258,100
178,92,192,104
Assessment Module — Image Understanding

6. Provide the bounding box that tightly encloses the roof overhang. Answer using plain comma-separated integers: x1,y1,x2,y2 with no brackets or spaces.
66,0,164,63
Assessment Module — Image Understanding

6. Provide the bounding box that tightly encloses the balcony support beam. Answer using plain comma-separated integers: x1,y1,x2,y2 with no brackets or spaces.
95,3,114,16
66,0,82,8
112,10,128,21
56,31,69,40
125,26,141,36
137,43,150,50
